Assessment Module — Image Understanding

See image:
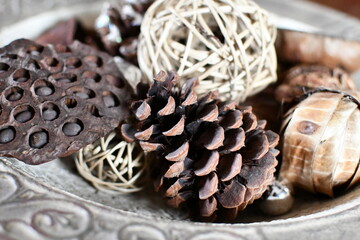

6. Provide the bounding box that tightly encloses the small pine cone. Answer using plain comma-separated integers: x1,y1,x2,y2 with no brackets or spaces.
95,0,153,56
275,65,356,103
121,71,279,221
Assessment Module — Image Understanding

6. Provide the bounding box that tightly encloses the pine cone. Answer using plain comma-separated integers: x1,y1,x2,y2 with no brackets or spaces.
95,0,153,56
121,71,279,221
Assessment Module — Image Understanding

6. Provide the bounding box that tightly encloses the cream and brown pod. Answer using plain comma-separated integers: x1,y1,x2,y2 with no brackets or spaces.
138,0,277,102
280,89,360,197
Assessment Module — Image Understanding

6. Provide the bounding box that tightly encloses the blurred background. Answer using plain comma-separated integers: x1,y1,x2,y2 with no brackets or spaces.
1,0,360,29
309,0,360,19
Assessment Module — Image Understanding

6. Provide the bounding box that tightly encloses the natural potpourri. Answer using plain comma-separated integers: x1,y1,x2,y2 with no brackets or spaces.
1,0,360,222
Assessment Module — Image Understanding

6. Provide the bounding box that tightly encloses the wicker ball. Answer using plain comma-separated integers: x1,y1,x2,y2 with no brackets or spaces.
138,0,277,102
75,131,146,193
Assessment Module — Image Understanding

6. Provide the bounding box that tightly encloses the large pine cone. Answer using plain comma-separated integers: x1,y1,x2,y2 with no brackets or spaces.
121,71,279,221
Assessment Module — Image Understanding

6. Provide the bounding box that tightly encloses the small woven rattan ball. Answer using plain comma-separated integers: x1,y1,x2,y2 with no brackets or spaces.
75,131,146,193
138,0,277,102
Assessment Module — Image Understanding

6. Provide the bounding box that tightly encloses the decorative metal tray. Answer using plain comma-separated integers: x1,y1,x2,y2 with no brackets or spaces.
1,0,360,239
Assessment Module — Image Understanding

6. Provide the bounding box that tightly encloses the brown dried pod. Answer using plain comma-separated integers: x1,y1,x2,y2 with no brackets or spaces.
36,18,80,46
276,30,360,73
0,39,133,164
275,65,356,103
280,89,360,196
36,18,103,50
121,71,279,221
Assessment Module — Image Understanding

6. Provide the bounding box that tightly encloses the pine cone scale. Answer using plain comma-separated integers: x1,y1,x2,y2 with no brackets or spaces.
164,161,185,178
162,116,185,136
194,151,220,176
134,100,151,120
219,110,243,129
222,128,245,153
139,141,163,151
199,196,217,217
165,141,189,162
198,172,219,200
240,152,277,188
158,95,176,116
218,153,242,181
198,103,219,122
165,157,194,178
134,124,154,140
181,90,197,106
242,131,270,160
217,179,246,209
167,190,193,208
197,125,225,150
265,130,280,148
242,112,257,132
165,179,184,198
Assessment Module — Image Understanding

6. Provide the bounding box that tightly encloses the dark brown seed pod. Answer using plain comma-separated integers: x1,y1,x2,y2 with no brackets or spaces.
36,18,80,46
0,39,133,164
36,18,103,50
120,71,279,221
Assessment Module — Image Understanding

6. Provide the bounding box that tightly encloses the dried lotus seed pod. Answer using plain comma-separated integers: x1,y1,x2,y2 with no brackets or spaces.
280,89,360,196
0,39,133,164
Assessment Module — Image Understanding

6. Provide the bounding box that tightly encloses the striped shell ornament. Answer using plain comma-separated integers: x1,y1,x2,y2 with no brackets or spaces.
280,89,360,196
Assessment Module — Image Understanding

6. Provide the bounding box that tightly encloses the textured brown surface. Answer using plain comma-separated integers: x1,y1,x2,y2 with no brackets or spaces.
276,30,360,73
121,71,279,221
0,39,133,165
275,65,356,103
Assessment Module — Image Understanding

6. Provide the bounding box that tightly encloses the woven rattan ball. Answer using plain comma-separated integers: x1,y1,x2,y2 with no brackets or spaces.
75,131,146,193
138,0,277,102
